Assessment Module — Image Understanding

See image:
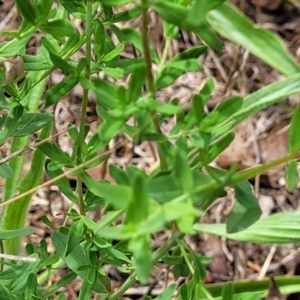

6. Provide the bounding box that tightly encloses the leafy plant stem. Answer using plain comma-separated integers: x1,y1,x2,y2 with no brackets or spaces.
76,0,93,216
141,0,167,170
108,232,183,300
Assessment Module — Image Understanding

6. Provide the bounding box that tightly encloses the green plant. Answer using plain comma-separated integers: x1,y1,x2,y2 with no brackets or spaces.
1,0,300,299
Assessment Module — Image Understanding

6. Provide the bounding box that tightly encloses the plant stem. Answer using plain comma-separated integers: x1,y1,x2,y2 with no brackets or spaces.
108,232,182,300
140,0,167,170
76,0,93,215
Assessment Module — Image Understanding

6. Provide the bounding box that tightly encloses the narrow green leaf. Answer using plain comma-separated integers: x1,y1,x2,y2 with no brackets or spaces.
64,220,84,257
222,282,234,300
207,3,300,76
0,163,13,178
93,19,105,61
227,181,261,233
129,236,152,283
0,228,34,240
48,52,75,74
207,132,235,161
0,105,24,145
40,19,76,38
201,96,243,130
125,175,149,224
81,172,132,209
38,142,73,166
60,34,80,57
45,161,77,203
194,211,300,244
220,74,300,132
15,0,37,25
90,78,118,109
25,273,37,300
128,66,146,104
57,0,86,18
111,7,142,22
51,230,106,293
101,44,124,62
155,283,176,300
174,149,193,192
45,76,79,107
286,161,298,191
0,284,18,300
111,26,159,64
152,1,188,28
15,113,53,137
289,105,300,153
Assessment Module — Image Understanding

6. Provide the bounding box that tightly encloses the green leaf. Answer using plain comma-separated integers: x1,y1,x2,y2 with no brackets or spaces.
58,0,86,18
111,7,142,22
33,0,53,19
81,172,132,209
174,148,193,192
163,199,200,234
11,255,40,293
201,96,243,130
152,1,188,28
106,57,145,74
155,284,176,300
128,66,146,104
286,161,298,191
38,142,73,166
155,46,206,90
0,105,24,145
100,66,123,79
289,105,300,153
226,181,261,233
48,51,75,74
45,161,78,203
222,282,234,300
194,210,300,244
207,132,235,161
43,272,77,298
0,284,18,300
60,34,81,57
155,59,203,89
22,53,52,71
101,43,124,62
111,26,159,64
40,19,76,38
0,228,34,240
125,175,149,224
25,273,37,300
45,75,79,107
100,0,133,4
15,113,53,137
64,220,84,257
0,163,13,178
207,3,300,76
51,230,107,293
90,78,118,109
109,164,130,185
220,74,300,132
129,235,152,283
148,173,182,204
93,19,105,61
15,0,37,25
